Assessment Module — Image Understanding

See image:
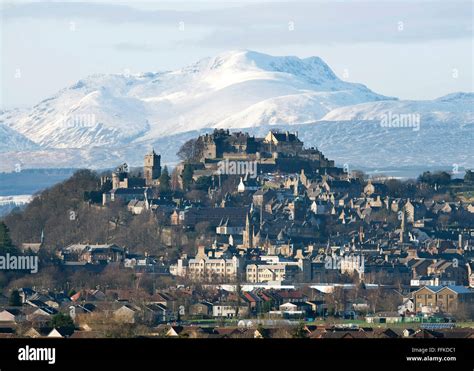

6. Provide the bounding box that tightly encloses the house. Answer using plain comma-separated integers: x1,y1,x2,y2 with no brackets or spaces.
20,242,42,254
23,328,41,338
216,218,245,236
277,301,311,316
27,307,58,322
165,325,184,337
189,302,213,317
241,291,262,312
85,289,106,301
246,263,299,283
276,289,308,303
212,303,248,318
59,243,125,265
144,303,172,324
412,285,474,314
171,247,243,280
363,180,387,196
252,189,277,207
410,275,456,287
47,328,72,338
127,200,149,215
18,288,36,303
374,328,401,338
279,302,299,313
103,187,151,205
0,308,24,324
305,300,327,316
177,207,249,229
398,298,415,315
113,304,140,324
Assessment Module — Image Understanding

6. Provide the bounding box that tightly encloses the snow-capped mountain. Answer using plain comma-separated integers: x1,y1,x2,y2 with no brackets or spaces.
0,122,39,153
321,92,474,123
0,50,472,172
0,50,392,150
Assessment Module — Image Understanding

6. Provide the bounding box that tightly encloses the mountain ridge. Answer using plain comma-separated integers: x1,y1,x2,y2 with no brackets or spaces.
0,50,472,172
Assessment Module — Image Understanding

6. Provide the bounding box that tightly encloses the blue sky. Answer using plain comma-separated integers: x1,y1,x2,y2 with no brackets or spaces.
1,0,472,109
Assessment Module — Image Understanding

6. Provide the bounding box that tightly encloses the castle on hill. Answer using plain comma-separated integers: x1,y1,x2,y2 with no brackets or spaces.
101,149,162,205
101,129,343,204
189,129,341,179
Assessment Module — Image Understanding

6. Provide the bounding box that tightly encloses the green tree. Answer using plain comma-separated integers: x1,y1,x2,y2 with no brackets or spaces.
194,176,212,191
292,322,308,338
0,222,15,254
464,170,474,183
49,313,75,333
159,166,171,193
9,290,22,306
181,164,194,191
0,222,12,248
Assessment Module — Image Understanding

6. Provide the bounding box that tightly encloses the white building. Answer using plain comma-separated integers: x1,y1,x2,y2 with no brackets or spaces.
212,304,248,318
170,246,242,280
246,263,298,283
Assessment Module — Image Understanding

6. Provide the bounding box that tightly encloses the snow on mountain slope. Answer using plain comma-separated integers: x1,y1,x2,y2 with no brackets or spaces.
321,92,474,123
0,50,393,148
0,123,39,153
1,119,471,173
0,50,471,173
2,75,151,148
215,89,389,128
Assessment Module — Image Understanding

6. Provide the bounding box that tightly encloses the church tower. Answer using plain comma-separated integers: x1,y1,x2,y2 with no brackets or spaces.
243,212,253,249
399,209,407,243
144,149,161,186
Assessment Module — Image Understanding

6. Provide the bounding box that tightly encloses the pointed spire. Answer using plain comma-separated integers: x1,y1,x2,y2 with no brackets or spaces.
277,229,285,241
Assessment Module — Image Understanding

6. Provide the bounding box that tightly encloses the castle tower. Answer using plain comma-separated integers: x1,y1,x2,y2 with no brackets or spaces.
112,165,128,190
144,149,161,186
112,172,120,190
